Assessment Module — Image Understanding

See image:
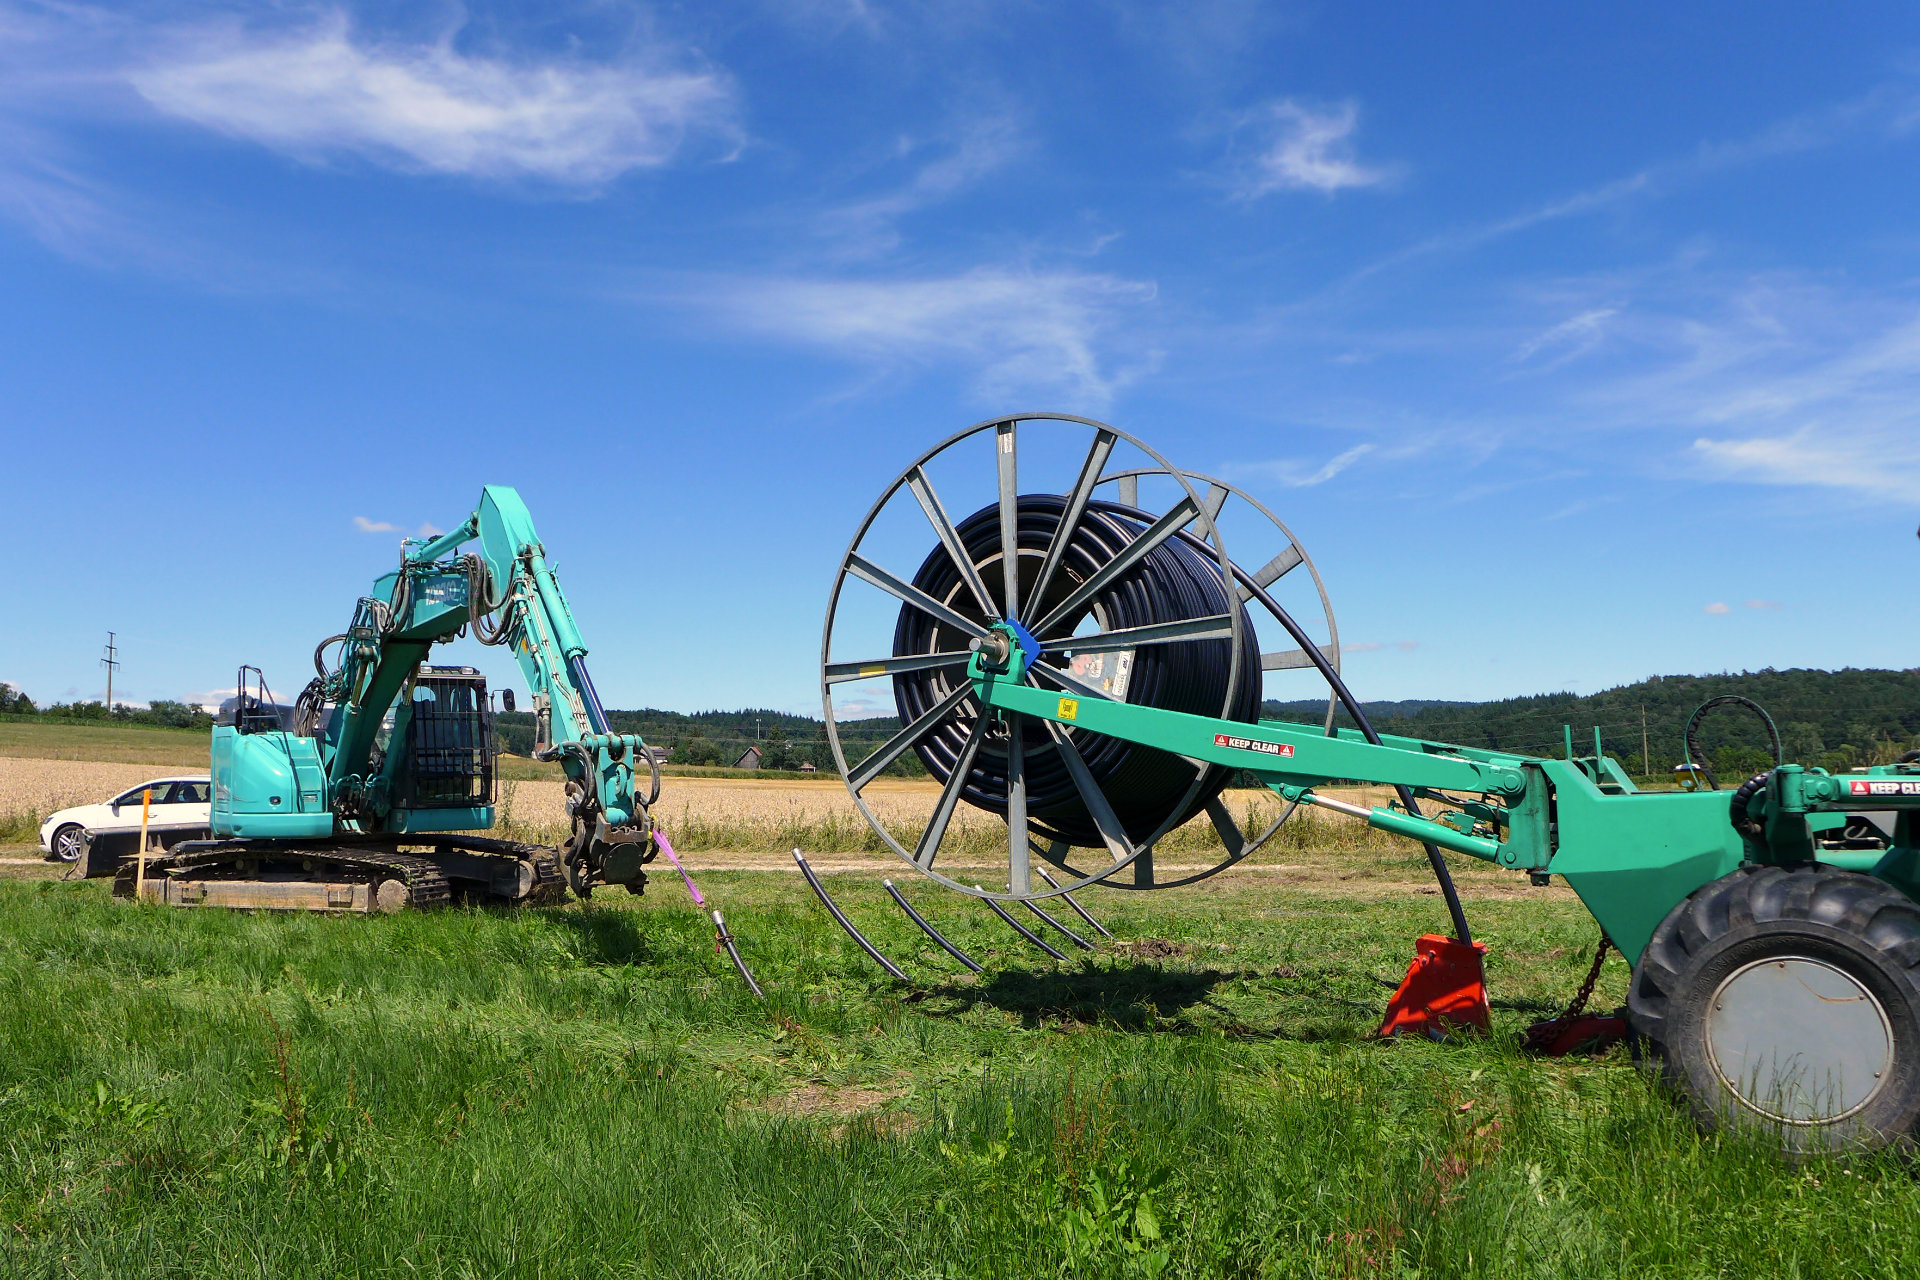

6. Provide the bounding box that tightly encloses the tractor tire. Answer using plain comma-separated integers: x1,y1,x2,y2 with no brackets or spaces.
49,824,84,864
1628,864,1920,1152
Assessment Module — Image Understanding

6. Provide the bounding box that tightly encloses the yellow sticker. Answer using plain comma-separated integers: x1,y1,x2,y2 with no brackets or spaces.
1057,697,1079,721
859,663,887,676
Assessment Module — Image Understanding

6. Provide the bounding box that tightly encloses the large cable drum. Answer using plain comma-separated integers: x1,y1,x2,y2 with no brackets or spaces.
821,414,1343,902
891,494,1261,849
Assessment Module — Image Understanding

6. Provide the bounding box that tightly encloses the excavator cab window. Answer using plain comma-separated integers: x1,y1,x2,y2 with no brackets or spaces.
398,666,494,809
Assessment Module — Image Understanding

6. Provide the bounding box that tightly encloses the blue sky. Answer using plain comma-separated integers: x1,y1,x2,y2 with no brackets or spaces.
4,1,1919,718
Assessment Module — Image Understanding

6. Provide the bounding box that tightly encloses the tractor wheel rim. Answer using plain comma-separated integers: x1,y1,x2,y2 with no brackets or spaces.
1705,955,1894,1125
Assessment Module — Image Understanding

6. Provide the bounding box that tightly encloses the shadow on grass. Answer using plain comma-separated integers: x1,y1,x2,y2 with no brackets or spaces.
542,906,660,967
918,962,1377,1041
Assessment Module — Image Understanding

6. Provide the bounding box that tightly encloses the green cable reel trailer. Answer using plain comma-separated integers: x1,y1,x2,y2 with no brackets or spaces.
819,414,1920,1153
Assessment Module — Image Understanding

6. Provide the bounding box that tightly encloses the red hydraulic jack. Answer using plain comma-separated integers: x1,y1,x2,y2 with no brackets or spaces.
1379,934,1491,1039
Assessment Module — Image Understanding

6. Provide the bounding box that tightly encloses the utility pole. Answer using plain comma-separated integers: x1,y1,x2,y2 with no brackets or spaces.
1642,706,1650,778
101,632,120,713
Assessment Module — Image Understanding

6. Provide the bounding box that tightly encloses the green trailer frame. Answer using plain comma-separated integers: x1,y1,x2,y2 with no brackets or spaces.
967,625,1920,965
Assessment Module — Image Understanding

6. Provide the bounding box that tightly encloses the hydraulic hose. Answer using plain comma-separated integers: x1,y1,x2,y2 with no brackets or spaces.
1684,696,1782,791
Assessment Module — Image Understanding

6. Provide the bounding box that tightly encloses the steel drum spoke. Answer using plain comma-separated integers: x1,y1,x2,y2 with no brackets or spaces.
916,713,990,869
1204,796,1247,858
825,651,971,684
1052,613,1232,655
1262,644,1338,671
1032,495,1201,637
996,421,1021,619
848,684,972,792
1045,719,1135,864
1236,544,1303,601
846,553,990,641
907,466,1000,622
1028,428,1116,610
1028,660,1116,703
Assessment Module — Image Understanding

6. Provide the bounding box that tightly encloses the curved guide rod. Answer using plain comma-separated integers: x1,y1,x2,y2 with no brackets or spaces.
793,850,909,981
711,909,765,1000
1035,865,1114,940
1020,899,1094,951
976,886,1068,961
883,879,984,973
1237,572,1474,946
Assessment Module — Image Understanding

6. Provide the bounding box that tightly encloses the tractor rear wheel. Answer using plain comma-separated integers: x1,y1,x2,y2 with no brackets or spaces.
1628,864,1920,1153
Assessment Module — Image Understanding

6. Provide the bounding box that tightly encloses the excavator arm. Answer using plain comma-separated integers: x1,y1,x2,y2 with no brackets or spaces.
302,485,654,895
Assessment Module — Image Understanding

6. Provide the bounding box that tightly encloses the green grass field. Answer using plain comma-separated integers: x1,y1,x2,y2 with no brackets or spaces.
3,859,1914,1279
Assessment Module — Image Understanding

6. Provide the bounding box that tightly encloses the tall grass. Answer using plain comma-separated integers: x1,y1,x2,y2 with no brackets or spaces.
2,873,1916,1277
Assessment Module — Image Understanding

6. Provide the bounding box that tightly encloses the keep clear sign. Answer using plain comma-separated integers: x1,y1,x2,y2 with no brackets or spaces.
1067,648,1135,699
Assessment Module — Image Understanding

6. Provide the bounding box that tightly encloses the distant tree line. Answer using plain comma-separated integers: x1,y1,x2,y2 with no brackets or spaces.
492,707,925,778
0,683,214,731
1265,667,1920,780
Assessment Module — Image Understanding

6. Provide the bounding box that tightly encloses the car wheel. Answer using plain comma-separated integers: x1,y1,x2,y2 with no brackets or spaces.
50,824,85,864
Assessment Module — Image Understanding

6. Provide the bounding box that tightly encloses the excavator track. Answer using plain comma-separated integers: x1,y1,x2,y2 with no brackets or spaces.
114,836,565,912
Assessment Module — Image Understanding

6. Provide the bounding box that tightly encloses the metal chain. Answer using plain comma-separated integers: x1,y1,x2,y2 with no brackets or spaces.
1560,935,1613,1020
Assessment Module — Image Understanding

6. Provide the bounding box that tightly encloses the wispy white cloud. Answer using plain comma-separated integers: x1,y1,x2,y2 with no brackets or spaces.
1704,602,1731,615
1513,307,1618,365
1745,599,1783,610
679,267,1160,405
1692,426,1920,504
130,10,738,184
1230,99,1395,198
1343,640,1419,654
354,516,446,536
819,113,1022,254
1238,443,1376,487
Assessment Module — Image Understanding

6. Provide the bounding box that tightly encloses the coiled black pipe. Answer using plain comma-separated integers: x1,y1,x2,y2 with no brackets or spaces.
891,495,1259,849
1684,696,1782,791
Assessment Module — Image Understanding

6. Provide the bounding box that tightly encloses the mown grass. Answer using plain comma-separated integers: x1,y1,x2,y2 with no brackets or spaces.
3,865,1917,1278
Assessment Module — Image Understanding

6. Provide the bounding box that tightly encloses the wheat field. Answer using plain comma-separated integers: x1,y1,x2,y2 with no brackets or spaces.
3,753,1421,877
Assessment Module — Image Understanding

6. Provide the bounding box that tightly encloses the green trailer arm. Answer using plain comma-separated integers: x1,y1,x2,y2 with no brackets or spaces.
966,631,1920,964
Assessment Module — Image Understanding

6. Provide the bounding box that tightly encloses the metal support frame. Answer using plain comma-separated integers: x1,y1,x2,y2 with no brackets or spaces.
884,879,984,972
793,850,908,980
1020,898,1094,950
1035,865,1113,939
978,885,1068,960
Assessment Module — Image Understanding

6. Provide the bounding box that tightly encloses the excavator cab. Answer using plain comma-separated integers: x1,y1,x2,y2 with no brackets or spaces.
392,666,495,811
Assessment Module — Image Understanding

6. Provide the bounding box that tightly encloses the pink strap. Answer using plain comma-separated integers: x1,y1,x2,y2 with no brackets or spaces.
652,829,705,906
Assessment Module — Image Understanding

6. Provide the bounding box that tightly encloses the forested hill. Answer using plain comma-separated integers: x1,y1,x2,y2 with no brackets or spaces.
1264,668,1920,779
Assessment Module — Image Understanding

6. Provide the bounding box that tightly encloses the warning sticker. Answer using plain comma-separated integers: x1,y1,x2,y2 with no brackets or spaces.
1214,732,1294,759
1848,779,1920,798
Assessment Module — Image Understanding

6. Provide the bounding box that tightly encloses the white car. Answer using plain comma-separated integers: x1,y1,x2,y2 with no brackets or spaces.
40,777,213,863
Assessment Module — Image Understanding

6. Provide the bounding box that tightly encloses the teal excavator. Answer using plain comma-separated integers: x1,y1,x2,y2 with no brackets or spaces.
118,486,656,910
